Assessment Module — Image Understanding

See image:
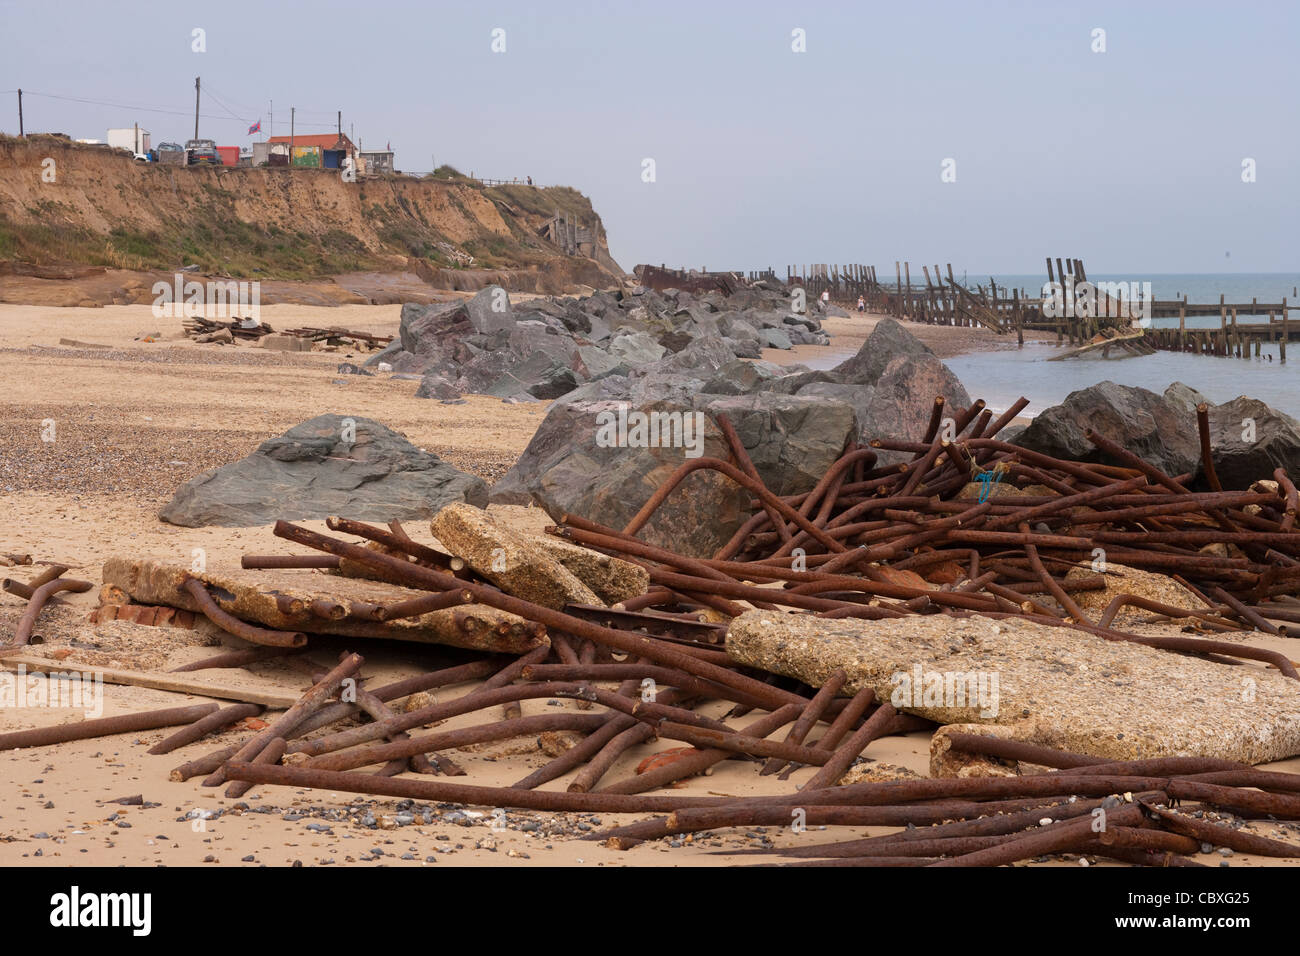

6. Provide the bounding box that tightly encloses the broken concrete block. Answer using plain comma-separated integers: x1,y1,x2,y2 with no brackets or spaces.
929,725,1039,778
725,609,1300,765
430,503,601,610
103,557,544,654
527,531,649,606
1064,562,1201,625
837,761,924,786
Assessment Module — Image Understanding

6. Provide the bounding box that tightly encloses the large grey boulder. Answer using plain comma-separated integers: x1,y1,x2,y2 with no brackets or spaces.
640,334,736,378
1013,381,1198,478
465,285,515,334
718,317,764,350
833,317,933,386
724,337,763,359
491,392,856,557
484,351,578,400
702,394,856,494
488,395,744,557
571,344,627,382
1205,397,1300,489
797,381,874,437
1164,381,1211,414
858,354,972,456
760,368,844,395
760,327,793,350
160,415,487,527
607,331,665,366
447,348,517,394
702,359,786,395
415,371,461,401
395,288,514,374
397,300,472,370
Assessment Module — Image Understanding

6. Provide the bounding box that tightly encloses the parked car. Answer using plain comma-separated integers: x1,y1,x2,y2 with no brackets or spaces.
185,138,221,166
155,142,184,165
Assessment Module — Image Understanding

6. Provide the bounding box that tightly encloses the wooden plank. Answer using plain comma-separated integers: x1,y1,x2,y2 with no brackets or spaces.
0,654,298,708
1048,330,1148,361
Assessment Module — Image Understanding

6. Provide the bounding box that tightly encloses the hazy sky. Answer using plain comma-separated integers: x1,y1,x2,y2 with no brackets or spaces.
1,0,1295,275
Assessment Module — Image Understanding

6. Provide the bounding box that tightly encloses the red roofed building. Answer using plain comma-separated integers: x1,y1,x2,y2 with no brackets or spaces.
267,133,356,169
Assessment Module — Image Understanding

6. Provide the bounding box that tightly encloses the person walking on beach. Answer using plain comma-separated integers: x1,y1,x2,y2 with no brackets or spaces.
820,289,830,313
856,295,865,313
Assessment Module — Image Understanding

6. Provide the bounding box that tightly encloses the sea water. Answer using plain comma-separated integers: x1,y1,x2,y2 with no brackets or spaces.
816,274,1300,420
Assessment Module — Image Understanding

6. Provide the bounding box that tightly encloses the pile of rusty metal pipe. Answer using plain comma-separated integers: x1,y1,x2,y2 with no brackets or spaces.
535,398,1300,681
202,512,1296,864
572,732,1300,866
123,511,926,805
18,393,1297,867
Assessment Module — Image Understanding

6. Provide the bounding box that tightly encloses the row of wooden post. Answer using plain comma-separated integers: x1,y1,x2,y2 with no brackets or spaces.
1144,297,1289,363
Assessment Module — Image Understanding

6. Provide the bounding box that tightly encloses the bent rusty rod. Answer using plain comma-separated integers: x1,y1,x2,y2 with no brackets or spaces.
181,577,307,648
8,577,94,649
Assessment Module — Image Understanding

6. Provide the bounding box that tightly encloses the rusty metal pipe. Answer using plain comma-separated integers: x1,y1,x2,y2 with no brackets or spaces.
303,712,610,772
598,703,804,795
716,411,791,544
0,702,218,750
376,588,474,622
181,578,307,648
203,652,363,786
6,576,93,650
1275,467,1299,532
763,669,845,775
803,703,898,789
929,803,1147,867
148,703,263,755
1196,403,1223,492
241,554,341,569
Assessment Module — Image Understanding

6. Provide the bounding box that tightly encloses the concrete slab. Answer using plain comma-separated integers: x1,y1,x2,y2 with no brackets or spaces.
103,557,545,654
725,609,1300,766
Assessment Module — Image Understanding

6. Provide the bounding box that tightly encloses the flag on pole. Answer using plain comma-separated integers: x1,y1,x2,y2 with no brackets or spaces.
248,120,262,135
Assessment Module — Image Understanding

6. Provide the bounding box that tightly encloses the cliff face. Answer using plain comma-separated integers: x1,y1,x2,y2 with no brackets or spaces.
0,135,624,287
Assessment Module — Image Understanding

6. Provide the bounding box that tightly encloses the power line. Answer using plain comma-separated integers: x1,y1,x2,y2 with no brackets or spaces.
201,87,248,123
199,81,261,116
15,88,340,129
20,88,249,123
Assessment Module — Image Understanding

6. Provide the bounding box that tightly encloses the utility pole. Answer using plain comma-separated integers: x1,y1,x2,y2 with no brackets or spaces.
269,100,273,139
134,121,139,154
17,89,23,137
193,76,201,140
337,110,341,140
289,107,295,165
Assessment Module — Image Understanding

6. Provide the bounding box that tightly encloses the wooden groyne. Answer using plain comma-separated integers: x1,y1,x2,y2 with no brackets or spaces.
644,258,1291,358
1142,300,1292,363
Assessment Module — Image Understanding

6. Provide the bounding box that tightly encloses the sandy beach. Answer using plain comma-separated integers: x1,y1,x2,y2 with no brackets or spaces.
0,300,928,867
2,300,1298,868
